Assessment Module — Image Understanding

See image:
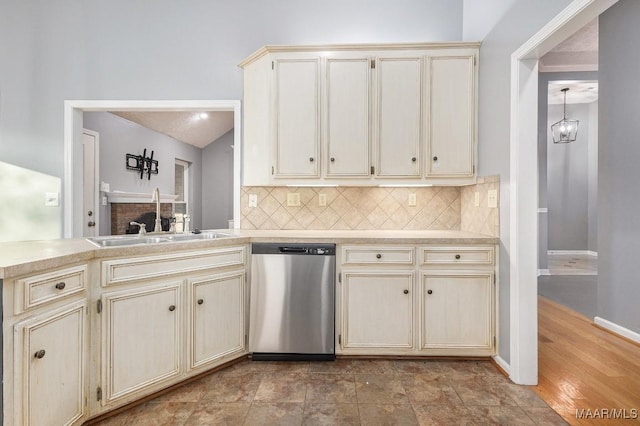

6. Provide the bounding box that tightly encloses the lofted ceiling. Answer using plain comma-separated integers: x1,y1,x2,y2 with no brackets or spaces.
548,81,598,105
112,111,234,149
540,18,598,73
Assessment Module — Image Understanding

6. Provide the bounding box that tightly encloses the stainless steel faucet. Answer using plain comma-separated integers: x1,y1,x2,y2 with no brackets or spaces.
151,187,162,232
130,221,147,236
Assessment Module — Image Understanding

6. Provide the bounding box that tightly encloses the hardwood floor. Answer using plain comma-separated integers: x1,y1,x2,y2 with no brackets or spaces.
534,296,640,425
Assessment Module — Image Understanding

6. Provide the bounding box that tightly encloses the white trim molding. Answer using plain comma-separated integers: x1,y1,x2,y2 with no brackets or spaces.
594,317,640,344
548,250,598,256
492,355,511,376
537,269,551,276
537,208,548,213
509,0,618,385
63,100,242,238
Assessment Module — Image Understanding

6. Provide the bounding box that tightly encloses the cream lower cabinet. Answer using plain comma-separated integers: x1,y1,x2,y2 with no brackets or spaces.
421,272,494,353
338,244,496,356
188,271,246,371
101,281,181,406
341,271,414,351
13,300,87,426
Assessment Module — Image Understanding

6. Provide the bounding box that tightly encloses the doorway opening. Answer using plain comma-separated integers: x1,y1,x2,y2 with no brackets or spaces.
63,100,242,238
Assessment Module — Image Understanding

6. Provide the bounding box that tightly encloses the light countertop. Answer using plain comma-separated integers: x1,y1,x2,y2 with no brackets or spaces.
0,229,498,279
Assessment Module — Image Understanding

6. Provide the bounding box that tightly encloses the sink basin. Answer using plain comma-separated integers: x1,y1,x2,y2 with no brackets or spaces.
87,232,234,247
87,236,171,247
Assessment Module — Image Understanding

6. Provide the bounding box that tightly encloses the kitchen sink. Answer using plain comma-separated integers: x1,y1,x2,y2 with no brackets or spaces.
87,232,234,247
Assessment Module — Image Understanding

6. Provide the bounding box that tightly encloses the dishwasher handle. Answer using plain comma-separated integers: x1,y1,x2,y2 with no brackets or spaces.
279,246,308,253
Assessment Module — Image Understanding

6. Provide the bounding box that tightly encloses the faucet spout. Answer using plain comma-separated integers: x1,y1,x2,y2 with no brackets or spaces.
152,188,162,232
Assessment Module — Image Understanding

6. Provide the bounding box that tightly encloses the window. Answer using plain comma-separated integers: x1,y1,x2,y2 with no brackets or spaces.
174,159,190,215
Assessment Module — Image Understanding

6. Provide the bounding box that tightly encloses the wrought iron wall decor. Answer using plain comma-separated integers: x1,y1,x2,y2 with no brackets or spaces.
126,148,159,180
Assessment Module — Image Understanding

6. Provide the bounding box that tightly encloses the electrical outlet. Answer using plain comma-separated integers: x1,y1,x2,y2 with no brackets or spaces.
44,192,59,207
102,196,107,206
248,194,258,208
408,193,417,207
287,193,301,207
318,194,327,207
488,189,498,208
474,192,480,207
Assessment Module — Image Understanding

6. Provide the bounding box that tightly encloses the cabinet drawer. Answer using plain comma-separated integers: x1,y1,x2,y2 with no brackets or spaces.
102,246,246,286
342,246,415,266
15,265,87,313
420,247,494,266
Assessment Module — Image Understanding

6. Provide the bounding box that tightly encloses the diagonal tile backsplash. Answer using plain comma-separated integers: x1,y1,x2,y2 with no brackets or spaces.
240,186,461,231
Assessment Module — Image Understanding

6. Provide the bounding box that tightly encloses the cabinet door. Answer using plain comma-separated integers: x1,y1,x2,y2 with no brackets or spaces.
14,301,86,426
342,271,414,349
274,57,321,177
422,272,493,349
188,271,245,370
426,55,475,177
325,57,371,177
374,57,422,177
102,282,181,405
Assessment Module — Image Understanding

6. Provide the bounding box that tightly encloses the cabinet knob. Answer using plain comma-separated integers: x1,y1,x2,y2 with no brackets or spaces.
87,221,96,227
55,282,66,290
376,253,382,259
403,289,409,294
169,305,176,312
309,157,314,162
197,299,204,305
455,254,461,260
433,156,438,161
411,157,417,162
427,289,433,295
88,210,93,216
34,350,46,359
330,157,335,162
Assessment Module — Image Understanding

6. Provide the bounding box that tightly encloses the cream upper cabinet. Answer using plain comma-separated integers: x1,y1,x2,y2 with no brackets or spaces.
273,57,321,178
324,57,371,177
374,56,422,178
240,43,479,186
426,55,476,177
14,301,86,426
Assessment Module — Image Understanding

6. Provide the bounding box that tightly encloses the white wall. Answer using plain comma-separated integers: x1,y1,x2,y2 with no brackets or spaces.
202,130,234,229
468,0,573,363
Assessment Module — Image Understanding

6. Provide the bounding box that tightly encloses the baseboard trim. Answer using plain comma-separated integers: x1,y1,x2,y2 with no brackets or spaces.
537,269,550,276
594,317,640,344
491,355,511,377
548,250,597,257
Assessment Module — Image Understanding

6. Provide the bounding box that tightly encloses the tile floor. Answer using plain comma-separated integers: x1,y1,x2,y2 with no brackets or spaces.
92,358,567,425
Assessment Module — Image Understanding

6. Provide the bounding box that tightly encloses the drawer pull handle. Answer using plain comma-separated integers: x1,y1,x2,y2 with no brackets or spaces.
455,254,461,260
169,305,176,312
376,254,382,259
197,299,204,305
55,282,66,290
427,289,433,295
403,289,409,294
34,350,46,359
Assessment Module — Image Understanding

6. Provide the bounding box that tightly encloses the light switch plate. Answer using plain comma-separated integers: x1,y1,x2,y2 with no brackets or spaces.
488,189,498,208
408,193,417,207
318,194,327,207
100,182,110,192
45,192,59,206
248,194,258,208
474,192,480,207
287,193,301,207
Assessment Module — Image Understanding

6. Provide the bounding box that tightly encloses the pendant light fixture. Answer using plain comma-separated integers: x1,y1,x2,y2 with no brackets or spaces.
551,87,579,143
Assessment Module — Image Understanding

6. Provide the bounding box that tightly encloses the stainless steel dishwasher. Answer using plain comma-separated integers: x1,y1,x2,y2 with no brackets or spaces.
249,243,336,361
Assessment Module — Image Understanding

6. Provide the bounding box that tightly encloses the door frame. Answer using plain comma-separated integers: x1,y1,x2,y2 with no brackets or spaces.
509,0,617,384
63,100,242,238
82,128,100,237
